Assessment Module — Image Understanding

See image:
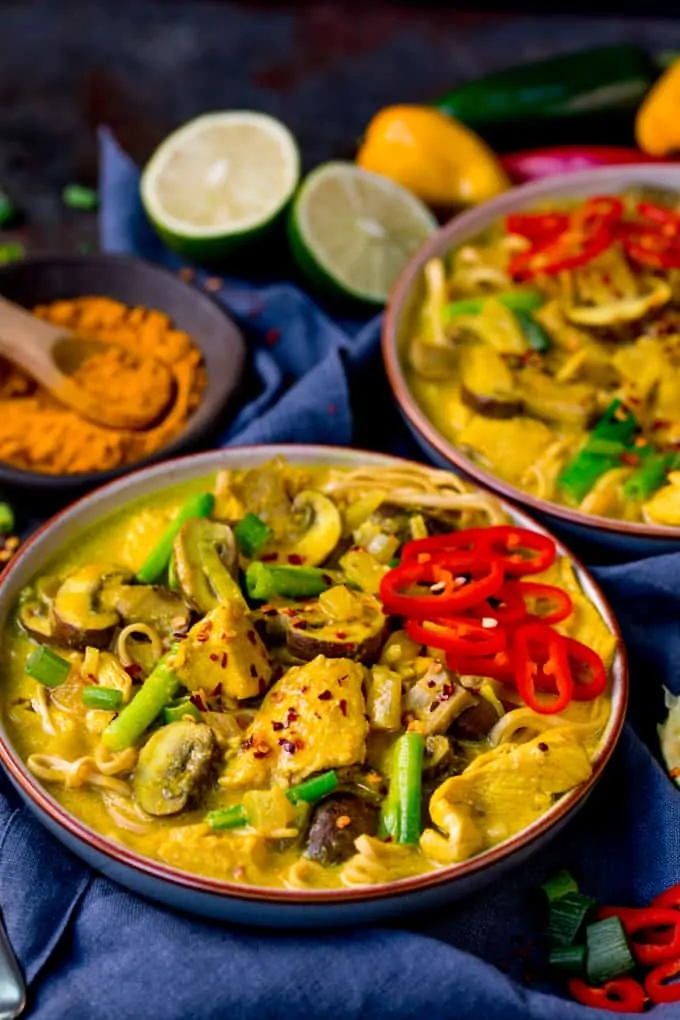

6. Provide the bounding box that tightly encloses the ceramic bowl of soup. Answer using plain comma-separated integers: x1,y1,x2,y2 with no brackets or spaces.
0,445,626,927
383,165,680,560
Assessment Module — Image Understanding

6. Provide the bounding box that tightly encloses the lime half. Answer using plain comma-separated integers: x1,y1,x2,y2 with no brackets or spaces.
660,686,680,787
289,162,437,305
141,111,300,263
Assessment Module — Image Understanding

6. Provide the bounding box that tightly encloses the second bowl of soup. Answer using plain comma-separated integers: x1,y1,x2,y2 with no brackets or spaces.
384,165,680,558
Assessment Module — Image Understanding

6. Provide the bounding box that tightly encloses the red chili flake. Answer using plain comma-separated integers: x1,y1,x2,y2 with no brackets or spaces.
287,553,306,565
339,699,348,717
221,652,228,669
318,690,333,701
261,552,279,563
124,664,143,679
209,653,219,662
278,739,296,754
282,607,297,617
538,742,549,752
300,686,309,694
241,736,254,751
653,420,671,431
336,630,347,640
440,684,454,701
429,700,440,712
190,693,208,711
292,620,308,630
427,679,436,689
272,721,284,731
628,396,642,406
249,665,258,678
286,708,299,724
294,739,305,750
253,743,272,760
195,623,212,643
246,630,257,646
621,451,640,467
265,328,280,346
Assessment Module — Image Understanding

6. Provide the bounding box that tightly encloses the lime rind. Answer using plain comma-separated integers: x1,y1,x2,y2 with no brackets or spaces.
659,686,680,786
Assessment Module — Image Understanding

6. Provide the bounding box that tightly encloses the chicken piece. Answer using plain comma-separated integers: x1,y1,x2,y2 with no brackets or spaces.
643,471,680,526
159,824,267,883
174,601,272,701
219,656,368,789
420,730,592,864
457,415,555,485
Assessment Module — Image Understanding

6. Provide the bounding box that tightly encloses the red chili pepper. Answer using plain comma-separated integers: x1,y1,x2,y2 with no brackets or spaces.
568,977,645,1013
573,195,624,233
514,581,573,625
637,201,680,235
562,636,607,701
446,647,515,683
470,582,529,627
378,554,504,619
405,617,506,658
512,622,573,714
501,146,671,185
505,211,570,244
652,882,680,911
400,528,489,565
474,526,556,576
645,957,680,1004
509,225,614,281
619,226,680,269
599,905,680,966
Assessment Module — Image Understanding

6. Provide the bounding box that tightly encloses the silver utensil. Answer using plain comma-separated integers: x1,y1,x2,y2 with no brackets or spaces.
0,917,25,1019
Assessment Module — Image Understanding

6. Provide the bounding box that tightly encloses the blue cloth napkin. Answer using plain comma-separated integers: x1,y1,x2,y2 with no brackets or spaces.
1,131,679,1019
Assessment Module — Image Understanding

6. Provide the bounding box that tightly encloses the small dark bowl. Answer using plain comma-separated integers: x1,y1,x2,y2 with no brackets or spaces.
0,253,246,496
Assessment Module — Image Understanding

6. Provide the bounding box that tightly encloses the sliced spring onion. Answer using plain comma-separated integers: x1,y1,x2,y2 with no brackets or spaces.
81,686,123,711
623,451,674,501
542,870,579,903
206,805,249,831
0,501,15,534
286,770,338,805
585,915,636,985
513,309,551,352
547,892,596,947
162,697,202,725
233,512,274,559
444,288,544,319
136,492,215,584
549,945,587,976
581,437,628,458
245,561,331,601
25,646,71,688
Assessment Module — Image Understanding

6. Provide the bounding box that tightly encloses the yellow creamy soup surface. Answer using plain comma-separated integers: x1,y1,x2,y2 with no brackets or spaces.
1,458,615,890
407,189,680,526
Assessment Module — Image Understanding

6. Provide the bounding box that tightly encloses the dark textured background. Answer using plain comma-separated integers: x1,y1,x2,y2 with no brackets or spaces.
3,1,680,254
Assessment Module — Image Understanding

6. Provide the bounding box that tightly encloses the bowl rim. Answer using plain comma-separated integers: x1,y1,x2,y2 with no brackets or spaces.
383,163,680,542
0,443,628,905
0,250,245,488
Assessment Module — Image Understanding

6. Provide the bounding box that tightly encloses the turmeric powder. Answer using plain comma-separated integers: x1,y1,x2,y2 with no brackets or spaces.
0,296,206,475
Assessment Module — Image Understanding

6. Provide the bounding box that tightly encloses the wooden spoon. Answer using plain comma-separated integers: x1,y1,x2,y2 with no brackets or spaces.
0,294,175,430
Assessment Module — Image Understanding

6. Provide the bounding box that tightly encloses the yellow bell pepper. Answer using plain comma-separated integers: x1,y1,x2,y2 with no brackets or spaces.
636,58,680,156
356,105,510,207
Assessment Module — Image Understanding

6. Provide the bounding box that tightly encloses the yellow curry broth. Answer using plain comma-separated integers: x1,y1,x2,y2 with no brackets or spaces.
0,461,614,889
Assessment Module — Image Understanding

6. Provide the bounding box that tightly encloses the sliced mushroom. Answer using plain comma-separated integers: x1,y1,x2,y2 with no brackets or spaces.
459,344,523,419
566,278,671,326
18,576,61,644
52,565,121,649
519,367,598,428
305,793,379,865
264,491,342,567
260,586,386,663
173,518,241,615
133,720,215,816
99,581,191,637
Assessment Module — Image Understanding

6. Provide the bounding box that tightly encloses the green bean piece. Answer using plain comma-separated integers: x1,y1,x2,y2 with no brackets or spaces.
513,309,551,352
286,771,338,805
623,451,674,501
582,437,627,458
206,805,249,830
0,501,15,534
395,731,424,844
25,646,71,688
245,561,331,601
82,686,123,711
444,288,544,320
162,697,202,725
591,399,638,444
557,451,620,504
233,512,274,558
62,184,98,210
136,492,215,584
101,651,180,751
